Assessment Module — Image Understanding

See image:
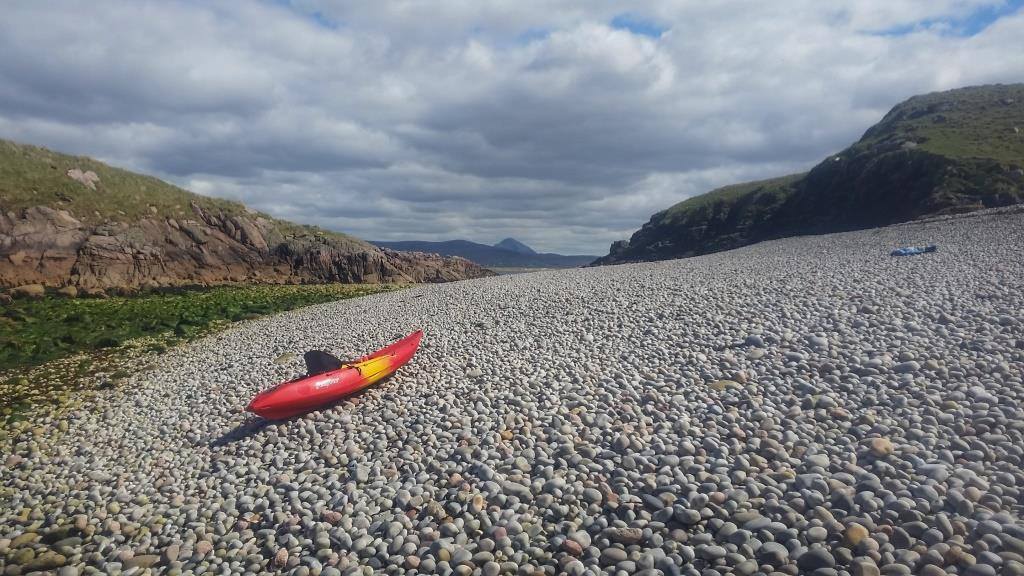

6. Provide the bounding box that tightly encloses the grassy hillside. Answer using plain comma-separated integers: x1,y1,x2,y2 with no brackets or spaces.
598,84,1024,264
0,139,370,249
661,175,802,216
656,174,804,224
859,83,1024,165
0,139,246,221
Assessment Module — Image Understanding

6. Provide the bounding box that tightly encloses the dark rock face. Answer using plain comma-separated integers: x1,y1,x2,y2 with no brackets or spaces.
0,202,490,290
607,240,630,258
774,149,1022,236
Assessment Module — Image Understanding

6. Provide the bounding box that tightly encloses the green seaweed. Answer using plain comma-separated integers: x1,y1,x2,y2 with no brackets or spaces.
0,283,403,426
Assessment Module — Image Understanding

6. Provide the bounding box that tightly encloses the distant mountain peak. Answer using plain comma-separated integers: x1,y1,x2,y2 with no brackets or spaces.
494,238,536,255
371,238,596,269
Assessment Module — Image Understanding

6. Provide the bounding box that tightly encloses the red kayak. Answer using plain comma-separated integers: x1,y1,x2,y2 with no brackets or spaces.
247,330,423,420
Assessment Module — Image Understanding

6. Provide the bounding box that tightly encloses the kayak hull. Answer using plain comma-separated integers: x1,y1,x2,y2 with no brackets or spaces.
247,330,422,420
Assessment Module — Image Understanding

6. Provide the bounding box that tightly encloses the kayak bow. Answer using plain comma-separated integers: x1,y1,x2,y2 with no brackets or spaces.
247,330,423,420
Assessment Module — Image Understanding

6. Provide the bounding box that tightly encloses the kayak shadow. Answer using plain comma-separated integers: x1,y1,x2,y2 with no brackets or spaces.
210,417,273,447
209,375,396,447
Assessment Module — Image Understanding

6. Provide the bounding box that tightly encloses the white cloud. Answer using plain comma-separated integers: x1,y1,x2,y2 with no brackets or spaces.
0,0,1022,254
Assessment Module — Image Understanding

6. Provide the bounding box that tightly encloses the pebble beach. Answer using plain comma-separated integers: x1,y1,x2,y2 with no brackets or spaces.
2,207,1023,576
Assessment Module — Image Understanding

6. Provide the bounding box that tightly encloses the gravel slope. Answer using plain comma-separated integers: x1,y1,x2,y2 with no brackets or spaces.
2,207,1023,576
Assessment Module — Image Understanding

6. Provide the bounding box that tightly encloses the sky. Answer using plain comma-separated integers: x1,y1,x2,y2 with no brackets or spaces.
1,1,1023,255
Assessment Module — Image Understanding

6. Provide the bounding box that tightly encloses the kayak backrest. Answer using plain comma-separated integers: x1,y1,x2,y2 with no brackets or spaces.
304,350,345,376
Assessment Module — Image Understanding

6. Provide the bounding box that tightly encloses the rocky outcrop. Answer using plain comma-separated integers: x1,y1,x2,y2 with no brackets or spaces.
8,284,45,299
0,138,494,291
0,207,89,286
0,201,491,291
66,169,100,189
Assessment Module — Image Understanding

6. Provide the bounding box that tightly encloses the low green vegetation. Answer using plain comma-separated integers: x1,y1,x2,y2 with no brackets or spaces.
0,284,400,370
0,284,403,426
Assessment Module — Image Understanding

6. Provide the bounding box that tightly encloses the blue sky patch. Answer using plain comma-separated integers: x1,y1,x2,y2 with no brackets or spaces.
610,13,667,38
309,11,339,30
872,0,1023,37
265,0,340,30
515,27,551,44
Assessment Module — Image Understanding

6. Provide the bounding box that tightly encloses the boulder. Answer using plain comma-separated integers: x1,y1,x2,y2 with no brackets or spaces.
9,284,45,299
66,168,100,189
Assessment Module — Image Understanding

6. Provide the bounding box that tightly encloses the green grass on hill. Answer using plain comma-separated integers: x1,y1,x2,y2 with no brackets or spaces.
0,284,403,427
860,84,1024,165
0,139,250,223
658,174,803,222
0,139,369,249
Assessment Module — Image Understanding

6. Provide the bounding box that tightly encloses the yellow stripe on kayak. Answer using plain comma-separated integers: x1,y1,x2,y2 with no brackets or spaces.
354,355,395,387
